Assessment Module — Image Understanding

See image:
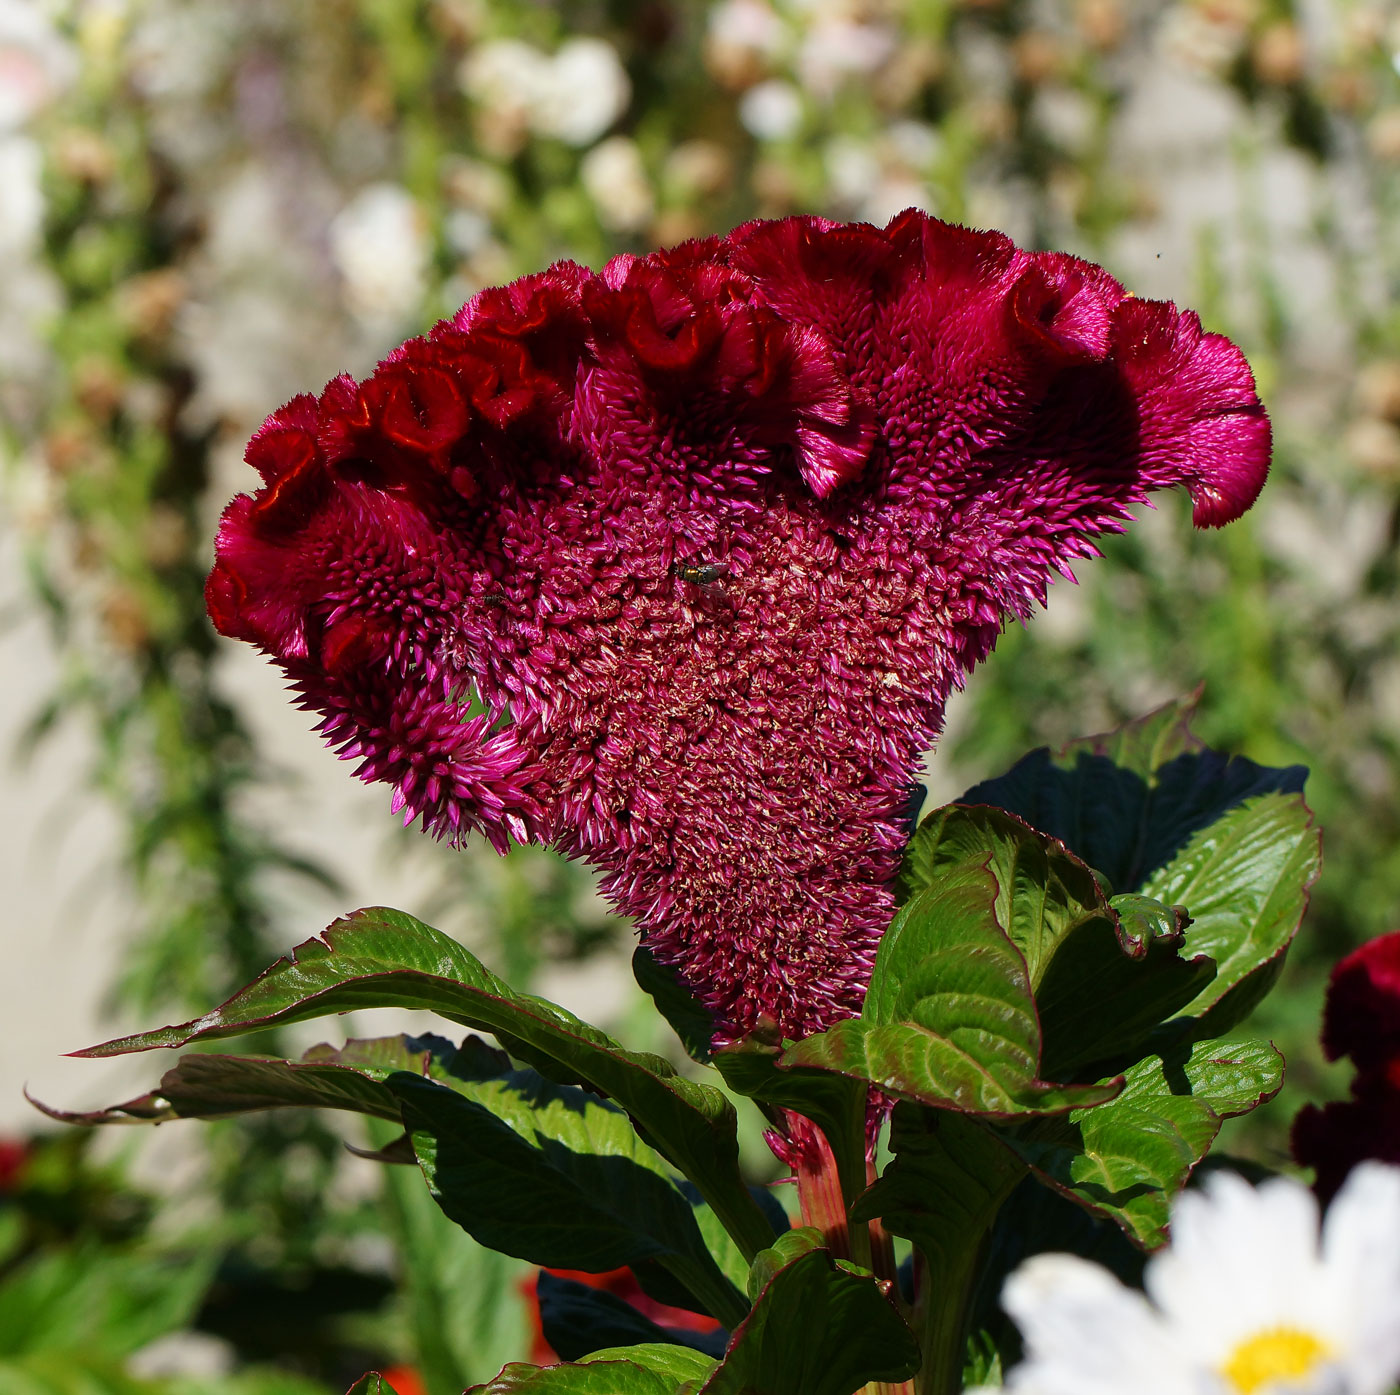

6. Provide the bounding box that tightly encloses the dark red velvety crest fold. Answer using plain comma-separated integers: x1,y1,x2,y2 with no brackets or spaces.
208,211,1272,1043
1293,1074,1400,1203
1321,931,1400,1070
1107,298,1270,527
1293,931,1400,1199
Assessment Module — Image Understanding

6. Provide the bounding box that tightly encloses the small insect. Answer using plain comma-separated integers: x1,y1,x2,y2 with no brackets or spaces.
670,559,733,610
670,560,730,588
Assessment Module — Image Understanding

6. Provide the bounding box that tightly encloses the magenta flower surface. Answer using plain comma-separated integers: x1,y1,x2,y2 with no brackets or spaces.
207,212,1269,1043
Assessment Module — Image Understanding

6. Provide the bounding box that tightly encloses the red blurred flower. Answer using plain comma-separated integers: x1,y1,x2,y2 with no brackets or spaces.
0,1138,28,1192
1293,931,1400,1201
1320,929,1400,1071
520,1267,723,1366
376,1367,427,1395
208,212,1269,1042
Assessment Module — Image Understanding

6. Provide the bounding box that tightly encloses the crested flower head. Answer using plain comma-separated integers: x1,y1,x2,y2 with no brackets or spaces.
1319,930,1400,1072
992,1164,1400,1395
207,212,1270,1043
1293,931,1400,1200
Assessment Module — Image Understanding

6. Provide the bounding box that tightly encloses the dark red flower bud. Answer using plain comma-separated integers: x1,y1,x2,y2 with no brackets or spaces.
1321,931,1400,1070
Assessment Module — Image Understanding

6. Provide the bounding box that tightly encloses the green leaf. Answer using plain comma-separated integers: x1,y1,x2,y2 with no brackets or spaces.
632,1190,757,1315
852,1106,1026,1395
1143,794,1320,1034
38,1033,522,1129
853,1108,1024,1283
954,699,1317,1045
365,1110,532,1392
742,1227,824,1304
77,909,775,1261
536,1271,719,1363
1006,1036,1284,1248
182,1371,330,1394
893,806,1213,1077
711,1038,869,1201
783,858,1120,1117
633,947,714,1065
0,1244,215,1360
582,1346,716,1382
896,806,1110,976
959,692,1308,896
388,1073,749,1329
699,1240,918,1395
0,1353,152,1395
33,1037,460,1128
464,1361,683,1394
346,1378,402,1395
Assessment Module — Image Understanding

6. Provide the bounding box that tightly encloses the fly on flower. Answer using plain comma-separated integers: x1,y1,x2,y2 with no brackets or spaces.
670,558,732,601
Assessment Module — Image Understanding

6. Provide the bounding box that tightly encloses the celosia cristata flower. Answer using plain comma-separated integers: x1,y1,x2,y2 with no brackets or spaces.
207,212,1269,1042
1293,932,1400,1200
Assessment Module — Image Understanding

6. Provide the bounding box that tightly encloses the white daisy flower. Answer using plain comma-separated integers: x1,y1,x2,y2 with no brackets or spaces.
992,1163,1400,1395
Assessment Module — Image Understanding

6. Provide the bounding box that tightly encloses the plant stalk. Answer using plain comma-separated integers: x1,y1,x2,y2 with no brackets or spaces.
789,1109,856,1260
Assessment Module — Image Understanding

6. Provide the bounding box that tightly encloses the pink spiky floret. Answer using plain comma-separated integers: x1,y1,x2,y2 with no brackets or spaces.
207,212,1270,1043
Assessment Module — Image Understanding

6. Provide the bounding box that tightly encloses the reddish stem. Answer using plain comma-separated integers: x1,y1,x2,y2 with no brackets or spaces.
784,1110,851,1258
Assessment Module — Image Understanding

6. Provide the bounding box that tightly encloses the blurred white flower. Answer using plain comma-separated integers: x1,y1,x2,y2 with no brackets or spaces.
443,155,510,215
991,1164,1400,1395
0,131,42,253
0,130,59,383
823,133,879,207
1030,87,1096,155
795,17,894,102
739,78,803,140
884,119,940,172
459,35,539,125
532,38,630,147
444,207,491,259
862,178,928,226
129,1332,234,1380
580,135,652,233
202,165,287,278
127,0,238,101
1160,4,1253,76
460,35,629,148
0,0,74,131
663,139,732,199
707,0,786,59
329,182,428,326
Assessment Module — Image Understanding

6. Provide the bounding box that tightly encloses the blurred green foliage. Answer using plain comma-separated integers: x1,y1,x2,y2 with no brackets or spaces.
5,0,1400,1386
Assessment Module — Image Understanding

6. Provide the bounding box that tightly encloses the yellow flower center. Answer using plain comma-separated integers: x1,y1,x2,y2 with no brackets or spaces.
1220,1326,1332,1394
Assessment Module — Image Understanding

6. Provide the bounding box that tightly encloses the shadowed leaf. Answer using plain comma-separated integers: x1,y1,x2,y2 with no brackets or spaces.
388,1073,748,1328
959,693,1307,894
74,908,775,1261
1006,1036,1284,1248
698,1235,918,1395
537,1273,726,1363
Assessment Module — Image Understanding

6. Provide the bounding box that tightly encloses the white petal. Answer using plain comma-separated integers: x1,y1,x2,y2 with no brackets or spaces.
1147,1171,1326,1357
1321,1163,1400,1395
1001,1253,1194,1395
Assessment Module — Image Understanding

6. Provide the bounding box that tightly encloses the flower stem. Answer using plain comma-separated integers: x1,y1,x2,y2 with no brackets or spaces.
788,1110,856,1260
906,1115,1026,1395
915,1239,987,1395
